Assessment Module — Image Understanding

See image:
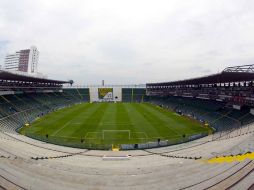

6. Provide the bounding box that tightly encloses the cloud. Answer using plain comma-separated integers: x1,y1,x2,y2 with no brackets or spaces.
0,0,254,84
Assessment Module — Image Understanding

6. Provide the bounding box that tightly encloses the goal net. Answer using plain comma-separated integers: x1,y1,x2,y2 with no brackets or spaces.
102,130,130,140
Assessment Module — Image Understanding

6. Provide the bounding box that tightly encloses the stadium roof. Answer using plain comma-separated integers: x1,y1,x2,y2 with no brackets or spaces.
147,64,254,86
0,70,70,84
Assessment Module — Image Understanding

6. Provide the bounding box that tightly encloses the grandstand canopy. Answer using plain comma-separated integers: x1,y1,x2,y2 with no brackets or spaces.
0,70,70,84
147,64,254,87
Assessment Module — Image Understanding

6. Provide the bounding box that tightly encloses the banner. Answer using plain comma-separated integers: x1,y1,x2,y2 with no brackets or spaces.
89,87,122,102
98,88,113,100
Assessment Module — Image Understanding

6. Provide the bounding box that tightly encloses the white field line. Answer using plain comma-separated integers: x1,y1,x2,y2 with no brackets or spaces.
132,132,149,139
142,104,183,137
56,136,79,139
102,130,131,140
85,132,102,139
100,122,131,124
100,123,133,126
102,130,131,132
51,121,71,136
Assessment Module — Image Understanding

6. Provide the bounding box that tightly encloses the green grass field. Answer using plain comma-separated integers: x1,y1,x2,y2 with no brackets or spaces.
21,103,210,147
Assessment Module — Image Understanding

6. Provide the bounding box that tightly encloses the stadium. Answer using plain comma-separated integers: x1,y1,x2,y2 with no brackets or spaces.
0,64,254,189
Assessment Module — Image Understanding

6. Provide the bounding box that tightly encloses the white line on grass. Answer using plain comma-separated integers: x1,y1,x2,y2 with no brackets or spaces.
51,121,71,136
141,104,182,137
100,123,133,126
133,132,149,139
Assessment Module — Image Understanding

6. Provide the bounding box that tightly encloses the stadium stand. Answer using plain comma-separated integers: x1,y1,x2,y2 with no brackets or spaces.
0,71,87,135
0,66,254,189
148,96,254,133
147,65,254,136
63,88,88,101
122,88,146,102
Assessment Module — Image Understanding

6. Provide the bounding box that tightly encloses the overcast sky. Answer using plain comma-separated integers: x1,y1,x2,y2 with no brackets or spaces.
0,0,254,85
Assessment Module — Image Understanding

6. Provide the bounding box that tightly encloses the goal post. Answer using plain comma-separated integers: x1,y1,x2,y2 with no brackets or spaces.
102,130,131,140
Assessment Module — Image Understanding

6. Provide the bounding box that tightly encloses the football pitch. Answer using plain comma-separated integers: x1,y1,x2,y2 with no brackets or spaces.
21,103,210,146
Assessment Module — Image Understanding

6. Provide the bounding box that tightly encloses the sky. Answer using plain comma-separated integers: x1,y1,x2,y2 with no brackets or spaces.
0,0,254,85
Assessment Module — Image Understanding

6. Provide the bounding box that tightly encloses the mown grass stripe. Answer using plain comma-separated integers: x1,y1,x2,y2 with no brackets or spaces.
23,103,209,145
71,103,109,137
135,103,181,137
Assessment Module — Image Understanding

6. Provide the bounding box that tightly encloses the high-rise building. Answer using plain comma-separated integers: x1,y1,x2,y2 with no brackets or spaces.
4,46,39,74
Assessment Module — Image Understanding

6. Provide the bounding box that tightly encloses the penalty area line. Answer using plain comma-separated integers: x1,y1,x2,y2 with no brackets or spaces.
51,121,71,136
